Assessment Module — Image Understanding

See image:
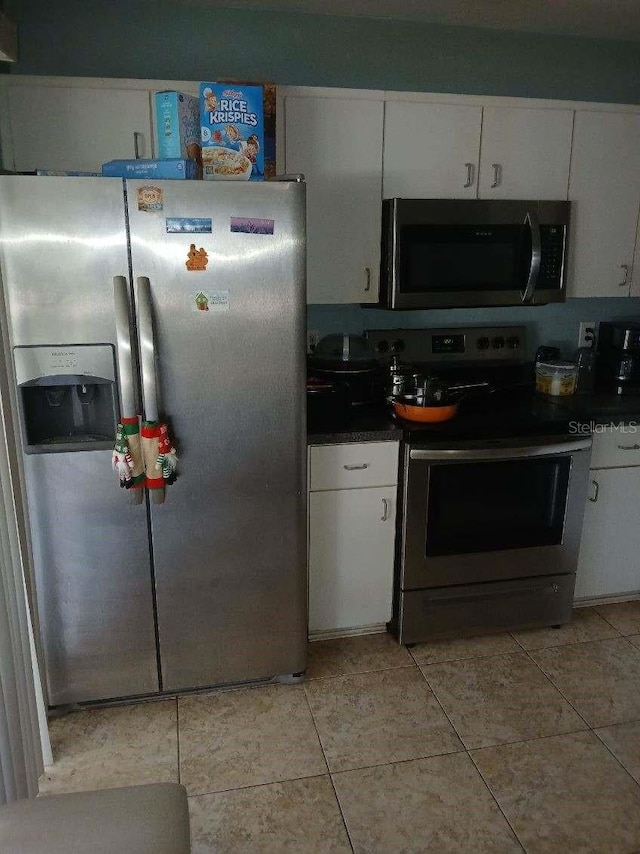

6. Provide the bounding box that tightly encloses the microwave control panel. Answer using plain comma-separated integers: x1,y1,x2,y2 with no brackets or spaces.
538,225,566,285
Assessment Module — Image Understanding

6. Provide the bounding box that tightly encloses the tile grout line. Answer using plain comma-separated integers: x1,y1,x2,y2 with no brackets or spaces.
175,695,181,785
307,661,417,683
591,727,640,795
412,653,527,853
520,638,640,791
466,749,527,854
416,658,594,751
520,635,640,728
302,681,355,854
520,645,594,730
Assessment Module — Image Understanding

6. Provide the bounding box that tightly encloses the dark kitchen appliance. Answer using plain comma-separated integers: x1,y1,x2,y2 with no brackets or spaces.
596,320,640,394
308,333,386,407
365,325,592,644
379,199,570,310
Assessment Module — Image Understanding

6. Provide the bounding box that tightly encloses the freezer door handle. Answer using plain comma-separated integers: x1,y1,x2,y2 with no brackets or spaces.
113,276,136,417
135,276,159,423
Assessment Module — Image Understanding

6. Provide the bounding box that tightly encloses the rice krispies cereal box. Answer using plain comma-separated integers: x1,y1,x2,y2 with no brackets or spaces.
200,83,265,181
154,91,202,179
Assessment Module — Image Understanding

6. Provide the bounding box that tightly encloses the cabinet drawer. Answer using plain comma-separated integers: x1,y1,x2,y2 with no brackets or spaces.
590,427,640,469
309,442,399,491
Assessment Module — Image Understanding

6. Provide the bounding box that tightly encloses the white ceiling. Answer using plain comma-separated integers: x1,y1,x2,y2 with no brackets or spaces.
174,0,640,42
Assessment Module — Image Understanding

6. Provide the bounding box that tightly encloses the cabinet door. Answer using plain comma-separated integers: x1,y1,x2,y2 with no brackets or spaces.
479,106,573,200
567,111,640,297
308,487,396,634
284,95,383,304
383,101,482,199
7,84,153,172
575,467,640,599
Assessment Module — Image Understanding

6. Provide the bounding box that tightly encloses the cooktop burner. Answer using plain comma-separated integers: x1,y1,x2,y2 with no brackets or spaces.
362,326,578,441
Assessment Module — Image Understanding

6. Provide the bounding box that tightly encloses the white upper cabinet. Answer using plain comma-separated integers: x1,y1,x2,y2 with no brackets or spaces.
383,101,482,199
478,106,573,199
5,84,153,172
567,110,640,298
284,94,384,304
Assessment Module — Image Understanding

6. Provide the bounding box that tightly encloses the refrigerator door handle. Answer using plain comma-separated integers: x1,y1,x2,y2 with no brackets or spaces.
135,276,160,422
113,275,136,417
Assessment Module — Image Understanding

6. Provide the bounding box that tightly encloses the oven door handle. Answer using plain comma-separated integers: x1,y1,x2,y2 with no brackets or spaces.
521,210,541,304
409,439,592,462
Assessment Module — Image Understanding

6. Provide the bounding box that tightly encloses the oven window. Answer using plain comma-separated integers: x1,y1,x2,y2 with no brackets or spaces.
400,224,529,293
425,457,570,556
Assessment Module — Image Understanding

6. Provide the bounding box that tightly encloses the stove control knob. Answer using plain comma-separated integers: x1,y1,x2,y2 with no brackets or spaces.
477,336,490,350
506,336,520,350
492,336,505,350
391,339,405,354
376,340,389,354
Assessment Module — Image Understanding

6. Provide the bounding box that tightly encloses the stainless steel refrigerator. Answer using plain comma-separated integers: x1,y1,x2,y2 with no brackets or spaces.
0,175,307,707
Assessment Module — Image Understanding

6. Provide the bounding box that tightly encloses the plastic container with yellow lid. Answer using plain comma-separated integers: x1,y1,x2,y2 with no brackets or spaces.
535,360,578,397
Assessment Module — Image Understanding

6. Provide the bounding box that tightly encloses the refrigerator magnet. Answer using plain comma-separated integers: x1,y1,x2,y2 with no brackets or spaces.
185,244,209,271
166,217,212,234
230,217,274,235
194,290,229,312
137,186,163,212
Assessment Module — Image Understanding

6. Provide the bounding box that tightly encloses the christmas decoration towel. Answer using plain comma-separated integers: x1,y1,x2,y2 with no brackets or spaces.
141,420,178,501
112,417,145,490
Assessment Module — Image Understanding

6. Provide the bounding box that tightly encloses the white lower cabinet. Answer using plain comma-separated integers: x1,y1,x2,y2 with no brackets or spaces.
308,441,398,635
575,465,640,599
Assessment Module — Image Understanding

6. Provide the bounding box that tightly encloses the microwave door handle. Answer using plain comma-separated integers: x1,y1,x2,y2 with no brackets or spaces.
521,210,541,304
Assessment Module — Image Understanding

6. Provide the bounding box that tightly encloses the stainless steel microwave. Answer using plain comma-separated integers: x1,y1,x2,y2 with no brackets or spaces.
379,199,570,310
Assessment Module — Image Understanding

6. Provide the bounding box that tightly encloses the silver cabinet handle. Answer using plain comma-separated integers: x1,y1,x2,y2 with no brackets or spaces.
618,264,630,288
617,443,640,450
463,162,475,188
343,463,369,471
135,277,159,423
364,267,372,292
490,163,502,188
133,132,144,159
113,276,136,418
381,498,390,521
589,479,599,502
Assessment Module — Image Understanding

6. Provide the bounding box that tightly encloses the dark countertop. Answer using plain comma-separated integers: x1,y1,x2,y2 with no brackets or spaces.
307,391,640,445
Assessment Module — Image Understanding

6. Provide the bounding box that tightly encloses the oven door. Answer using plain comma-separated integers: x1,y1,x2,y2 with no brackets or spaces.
399,436,592,591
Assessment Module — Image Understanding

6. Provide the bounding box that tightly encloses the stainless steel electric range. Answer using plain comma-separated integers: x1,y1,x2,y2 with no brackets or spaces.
365,326,593,644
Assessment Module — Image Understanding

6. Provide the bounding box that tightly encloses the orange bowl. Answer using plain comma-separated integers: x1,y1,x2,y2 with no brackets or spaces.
392,401,458,423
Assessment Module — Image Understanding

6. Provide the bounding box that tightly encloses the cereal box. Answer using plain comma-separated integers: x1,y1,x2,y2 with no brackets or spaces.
200,83,265,181
154,91,202,179
216,80,276,179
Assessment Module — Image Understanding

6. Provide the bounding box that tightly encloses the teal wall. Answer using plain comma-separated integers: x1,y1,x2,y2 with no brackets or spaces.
308,299,640,361
6,0,640,105
8,0,640,343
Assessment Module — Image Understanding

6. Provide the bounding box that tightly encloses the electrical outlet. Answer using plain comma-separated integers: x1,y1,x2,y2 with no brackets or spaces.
578,321,596,349
307,329,321,354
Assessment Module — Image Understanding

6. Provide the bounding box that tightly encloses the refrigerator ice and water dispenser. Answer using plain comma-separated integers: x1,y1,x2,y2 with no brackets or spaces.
14,344,118,452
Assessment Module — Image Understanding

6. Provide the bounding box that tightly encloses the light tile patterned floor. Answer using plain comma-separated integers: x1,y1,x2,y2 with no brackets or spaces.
40,602,640,853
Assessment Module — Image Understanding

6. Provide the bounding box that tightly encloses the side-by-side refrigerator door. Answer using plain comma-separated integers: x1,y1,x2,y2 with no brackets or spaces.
127,179,307,692
0,176,159,706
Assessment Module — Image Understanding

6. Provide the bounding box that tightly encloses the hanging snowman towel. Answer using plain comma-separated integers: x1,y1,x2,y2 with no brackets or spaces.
112,417,145,490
